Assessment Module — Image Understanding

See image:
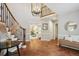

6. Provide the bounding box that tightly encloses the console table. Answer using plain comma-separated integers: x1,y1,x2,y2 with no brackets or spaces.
0,41,20,56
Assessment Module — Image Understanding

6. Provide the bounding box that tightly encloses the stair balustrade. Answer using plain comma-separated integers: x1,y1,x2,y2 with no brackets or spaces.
0,3,26,45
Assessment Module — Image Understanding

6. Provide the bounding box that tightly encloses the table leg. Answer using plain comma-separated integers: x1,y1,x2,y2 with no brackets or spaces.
0,49,1,52
17,46,20,56
6,48,9,56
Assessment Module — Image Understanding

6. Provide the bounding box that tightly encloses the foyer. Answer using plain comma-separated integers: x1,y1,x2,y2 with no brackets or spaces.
0,3,79,56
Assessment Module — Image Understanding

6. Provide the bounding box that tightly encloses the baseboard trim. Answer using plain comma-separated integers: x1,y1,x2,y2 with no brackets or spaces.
25,39,52,41
26,40,30,41
41,39,52,41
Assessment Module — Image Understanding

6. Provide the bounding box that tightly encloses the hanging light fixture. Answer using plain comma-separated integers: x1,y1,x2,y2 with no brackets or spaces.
31,3,42,16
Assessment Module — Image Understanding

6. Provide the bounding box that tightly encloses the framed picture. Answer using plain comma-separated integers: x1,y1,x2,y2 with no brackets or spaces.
42,23,48,30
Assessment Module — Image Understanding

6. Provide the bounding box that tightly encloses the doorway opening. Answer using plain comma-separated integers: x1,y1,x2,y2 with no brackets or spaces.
29,24,41,40
51,20,58,40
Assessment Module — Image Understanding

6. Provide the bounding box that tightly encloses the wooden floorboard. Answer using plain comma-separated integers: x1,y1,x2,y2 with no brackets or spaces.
20,40,79,56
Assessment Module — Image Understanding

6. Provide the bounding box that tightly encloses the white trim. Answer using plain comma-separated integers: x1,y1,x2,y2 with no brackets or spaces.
41,39,52,41
26,39,53,41
26,39,30,41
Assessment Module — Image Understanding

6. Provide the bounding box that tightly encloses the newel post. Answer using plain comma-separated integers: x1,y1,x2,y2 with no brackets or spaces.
23,28,26,45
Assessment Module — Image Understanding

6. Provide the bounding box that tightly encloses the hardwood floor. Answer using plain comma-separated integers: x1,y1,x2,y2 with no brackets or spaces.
20,39,79,56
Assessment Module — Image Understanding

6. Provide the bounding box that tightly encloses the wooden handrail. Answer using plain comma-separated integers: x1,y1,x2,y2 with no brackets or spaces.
4,3,24,29
4,3,19,24
1,3,26,43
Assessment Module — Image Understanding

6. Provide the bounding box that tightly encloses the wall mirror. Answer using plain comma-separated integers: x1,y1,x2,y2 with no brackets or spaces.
65,21,77,36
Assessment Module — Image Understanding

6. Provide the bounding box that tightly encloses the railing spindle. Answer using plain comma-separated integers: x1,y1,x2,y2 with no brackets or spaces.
0,3,26,43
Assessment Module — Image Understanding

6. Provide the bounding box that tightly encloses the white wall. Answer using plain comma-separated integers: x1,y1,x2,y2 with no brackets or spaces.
6,3,79,40
6,3,54,41
58,11,79,36
46,3,79,38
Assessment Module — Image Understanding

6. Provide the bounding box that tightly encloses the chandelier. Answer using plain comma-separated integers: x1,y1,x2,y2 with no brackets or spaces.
31,3,41,16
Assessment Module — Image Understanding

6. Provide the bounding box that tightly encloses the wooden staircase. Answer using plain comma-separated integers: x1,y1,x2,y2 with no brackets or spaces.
0,3,26,45
0,3,27,56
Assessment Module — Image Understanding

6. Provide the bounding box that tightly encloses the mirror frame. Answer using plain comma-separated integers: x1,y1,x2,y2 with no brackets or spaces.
65,21,77,32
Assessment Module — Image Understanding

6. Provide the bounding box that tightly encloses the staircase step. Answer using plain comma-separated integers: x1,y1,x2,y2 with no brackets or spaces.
7,32,11,36
12,38,17,41
11,35,15,38
6,27,9,32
